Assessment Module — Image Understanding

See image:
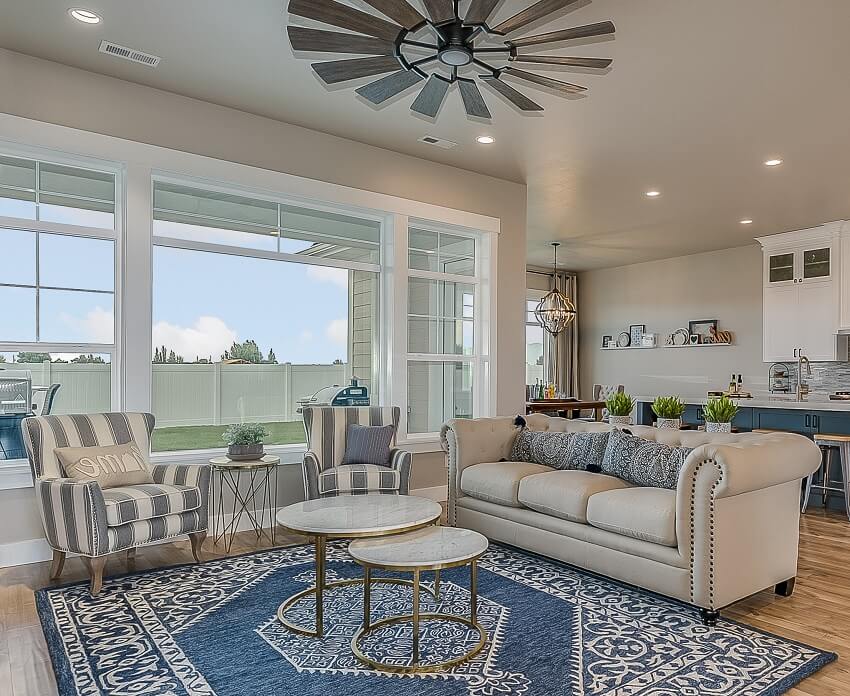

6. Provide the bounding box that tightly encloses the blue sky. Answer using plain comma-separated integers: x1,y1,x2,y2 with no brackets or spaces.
153,247,353,364
0,224,356,364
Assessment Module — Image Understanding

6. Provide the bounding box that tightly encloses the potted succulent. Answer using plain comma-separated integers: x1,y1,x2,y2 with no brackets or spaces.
222,422,270,461
606,392,635,427
652,396,685,430
703,396,738,433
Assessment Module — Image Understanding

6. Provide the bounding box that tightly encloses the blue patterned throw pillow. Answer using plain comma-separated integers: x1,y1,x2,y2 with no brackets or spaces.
511,429,610,471
342,424,394,466
601,428,693,489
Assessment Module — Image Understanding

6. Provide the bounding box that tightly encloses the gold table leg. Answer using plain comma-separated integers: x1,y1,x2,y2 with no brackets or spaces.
315,535,325,636
412,569,420,665
364,566,371,630
471,560,478,624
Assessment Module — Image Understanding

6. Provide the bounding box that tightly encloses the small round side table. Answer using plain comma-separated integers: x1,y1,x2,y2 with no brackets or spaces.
349,525,489,673
209,455,280,553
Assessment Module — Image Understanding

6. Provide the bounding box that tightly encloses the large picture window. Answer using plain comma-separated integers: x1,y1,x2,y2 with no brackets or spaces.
151,180,380,452
0,153,118,461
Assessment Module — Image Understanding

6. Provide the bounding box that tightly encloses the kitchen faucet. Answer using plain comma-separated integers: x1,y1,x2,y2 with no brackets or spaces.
797,351,811,400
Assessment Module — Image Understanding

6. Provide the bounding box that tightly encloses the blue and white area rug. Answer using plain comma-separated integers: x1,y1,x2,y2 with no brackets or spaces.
37,543,835,695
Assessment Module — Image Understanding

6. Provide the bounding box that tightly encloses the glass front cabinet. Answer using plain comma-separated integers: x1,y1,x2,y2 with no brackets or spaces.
765,246,832,285
759,224,847,362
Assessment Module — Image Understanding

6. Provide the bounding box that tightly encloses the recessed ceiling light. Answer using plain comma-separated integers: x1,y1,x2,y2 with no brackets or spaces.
764,158,783,167
476,135,495,145
740,219,754,225
69,8,102,24
645,190,661,198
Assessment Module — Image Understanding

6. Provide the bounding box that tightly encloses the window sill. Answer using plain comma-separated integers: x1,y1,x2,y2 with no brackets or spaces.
0,439,444,491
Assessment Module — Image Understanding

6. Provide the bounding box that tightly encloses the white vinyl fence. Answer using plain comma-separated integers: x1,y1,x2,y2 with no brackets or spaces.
3,361,350,427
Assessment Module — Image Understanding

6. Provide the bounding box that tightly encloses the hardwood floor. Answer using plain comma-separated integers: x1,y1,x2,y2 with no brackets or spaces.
1,510,848,695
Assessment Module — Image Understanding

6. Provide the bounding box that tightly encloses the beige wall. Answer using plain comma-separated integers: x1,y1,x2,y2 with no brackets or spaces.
0,49,523,554
578,244,766,399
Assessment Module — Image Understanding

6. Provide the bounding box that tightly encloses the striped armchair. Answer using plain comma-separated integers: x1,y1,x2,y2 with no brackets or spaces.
21,412,210,595
301,406,412,500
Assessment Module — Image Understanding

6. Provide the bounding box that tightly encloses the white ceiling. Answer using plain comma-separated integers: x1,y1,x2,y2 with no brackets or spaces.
2,0,850,270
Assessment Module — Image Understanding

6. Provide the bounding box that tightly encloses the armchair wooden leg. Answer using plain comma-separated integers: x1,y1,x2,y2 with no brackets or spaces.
49,550,65,581
189,531,206,563
83,556,107,596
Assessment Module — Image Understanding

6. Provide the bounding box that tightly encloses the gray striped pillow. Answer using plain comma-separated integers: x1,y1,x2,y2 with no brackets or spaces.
342,424,394,467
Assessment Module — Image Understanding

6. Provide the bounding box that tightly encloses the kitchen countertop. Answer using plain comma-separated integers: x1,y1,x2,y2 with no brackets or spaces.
636,394,850,412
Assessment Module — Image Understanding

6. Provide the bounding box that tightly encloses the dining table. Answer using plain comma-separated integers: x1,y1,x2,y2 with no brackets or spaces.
525,399,606,421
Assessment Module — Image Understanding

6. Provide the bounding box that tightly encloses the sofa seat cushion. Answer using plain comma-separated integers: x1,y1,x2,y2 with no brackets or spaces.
586,487,677,547
461,461,551,507
517,470,631,524
102,484,202,526
318,464,400,496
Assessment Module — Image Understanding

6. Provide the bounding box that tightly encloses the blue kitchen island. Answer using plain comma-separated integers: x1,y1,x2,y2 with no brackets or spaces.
636,396,850,514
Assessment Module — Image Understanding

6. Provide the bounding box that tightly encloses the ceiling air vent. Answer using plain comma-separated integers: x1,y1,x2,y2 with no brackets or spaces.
98,40,161,67
418,135,458,150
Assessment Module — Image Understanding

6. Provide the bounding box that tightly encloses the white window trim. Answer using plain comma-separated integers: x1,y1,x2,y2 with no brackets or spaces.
0,142,124,477
392,217,497,442
0,116,499,485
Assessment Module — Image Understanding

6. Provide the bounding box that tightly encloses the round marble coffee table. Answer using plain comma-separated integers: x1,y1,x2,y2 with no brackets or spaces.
349,526,489,673
276,494,442,637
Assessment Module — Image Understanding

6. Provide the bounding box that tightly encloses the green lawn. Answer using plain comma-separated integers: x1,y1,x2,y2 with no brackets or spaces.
151,421,306,452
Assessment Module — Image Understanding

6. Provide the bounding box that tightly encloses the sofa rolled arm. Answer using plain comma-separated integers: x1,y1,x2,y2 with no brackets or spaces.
302,451,321,500
441,417,520,525
388,448,412,495
151,463,212,527
35,477,109,557
680,433,820,500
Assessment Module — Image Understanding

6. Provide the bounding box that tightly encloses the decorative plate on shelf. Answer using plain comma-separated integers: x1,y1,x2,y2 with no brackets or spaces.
672,328,690,346
616,331,631,348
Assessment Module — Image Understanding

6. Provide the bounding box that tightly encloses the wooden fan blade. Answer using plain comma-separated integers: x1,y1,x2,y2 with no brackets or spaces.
422,0,456,25
361,0,425,29
480,76,543,111
288,0,402,41
492,0,581,35
312,56,402,84
288,27,394,55
356,70,424,103
465,0,502,25
411,75,451,116
503,67,586,94
457,78,492,118
509,21,616,48
511,55,612,69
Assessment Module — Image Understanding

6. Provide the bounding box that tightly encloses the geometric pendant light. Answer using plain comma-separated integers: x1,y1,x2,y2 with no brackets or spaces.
534,242,576,335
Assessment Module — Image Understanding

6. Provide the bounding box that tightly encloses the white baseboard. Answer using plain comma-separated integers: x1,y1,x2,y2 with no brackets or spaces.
0,486,448,568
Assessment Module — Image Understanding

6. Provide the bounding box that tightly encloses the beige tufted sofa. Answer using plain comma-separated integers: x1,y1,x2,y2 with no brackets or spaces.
440,414,820,625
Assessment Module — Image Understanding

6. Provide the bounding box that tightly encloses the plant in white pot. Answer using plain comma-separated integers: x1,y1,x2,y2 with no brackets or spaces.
652,396,685,430
703,396,738,433
223,422,270,461
605,392,635,427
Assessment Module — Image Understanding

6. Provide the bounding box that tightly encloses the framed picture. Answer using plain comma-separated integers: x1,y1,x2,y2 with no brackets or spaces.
601,335,613,348
688,319,718,343
629,324,645,346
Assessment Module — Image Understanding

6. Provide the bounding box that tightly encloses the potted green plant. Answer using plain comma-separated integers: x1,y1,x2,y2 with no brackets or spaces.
652,396,685,430
222,423,270,461
703,396,738,433
606,392,635,427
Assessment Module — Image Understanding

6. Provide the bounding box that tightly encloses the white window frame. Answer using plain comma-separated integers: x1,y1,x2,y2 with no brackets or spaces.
389,216,496,442
525,290,549,386
0,143,123,484
0,115,500,483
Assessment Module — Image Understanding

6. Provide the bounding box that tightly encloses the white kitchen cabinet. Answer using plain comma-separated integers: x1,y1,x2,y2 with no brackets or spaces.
758,223,847,362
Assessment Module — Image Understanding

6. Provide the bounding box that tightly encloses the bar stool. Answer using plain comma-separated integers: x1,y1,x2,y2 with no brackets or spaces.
805,433,850,521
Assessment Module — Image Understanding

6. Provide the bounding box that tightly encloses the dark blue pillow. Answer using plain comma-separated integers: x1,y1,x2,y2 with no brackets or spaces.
342,424,394,466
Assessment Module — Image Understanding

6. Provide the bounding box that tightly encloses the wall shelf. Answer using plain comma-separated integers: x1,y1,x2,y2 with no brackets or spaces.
601,345,657,351
663,342,732,349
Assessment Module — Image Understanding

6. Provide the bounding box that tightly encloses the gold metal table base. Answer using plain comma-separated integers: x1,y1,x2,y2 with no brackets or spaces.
351,562,487,673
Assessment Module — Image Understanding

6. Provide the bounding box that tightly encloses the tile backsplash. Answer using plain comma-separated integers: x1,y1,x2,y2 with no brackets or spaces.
783,361,850,394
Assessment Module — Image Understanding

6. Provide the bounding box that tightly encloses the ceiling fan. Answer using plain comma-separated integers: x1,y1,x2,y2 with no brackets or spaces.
286,0,615,118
